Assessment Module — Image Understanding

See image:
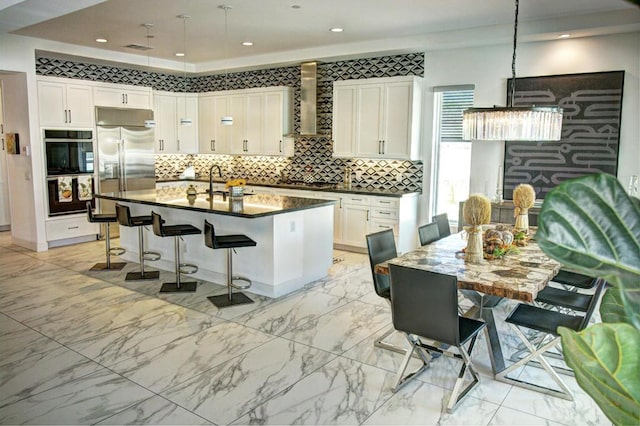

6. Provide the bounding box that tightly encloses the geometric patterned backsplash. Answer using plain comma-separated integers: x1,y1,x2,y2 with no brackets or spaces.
37,52,424,193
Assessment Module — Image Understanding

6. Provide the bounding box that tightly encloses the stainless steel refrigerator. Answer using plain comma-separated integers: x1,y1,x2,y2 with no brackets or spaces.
96,107,155,223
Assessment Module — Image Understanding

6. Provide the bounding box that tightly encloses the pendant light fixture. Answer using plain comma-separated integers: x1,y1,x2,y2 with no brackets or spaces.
219,4,233,126
462,0,563,141
178,14,192,126
143,23,156,128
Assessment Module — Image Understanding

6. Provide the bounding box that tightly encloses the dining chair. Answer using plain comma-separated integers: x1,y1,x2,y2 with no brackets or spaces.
418,222,440,246
366,229,404,355
497,278,607,400
389,264,486,413
432,213,451,238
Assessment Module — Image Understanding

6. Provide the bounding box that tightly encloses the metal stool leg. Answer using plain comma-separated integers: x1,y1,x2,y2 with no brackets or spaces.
159,235,197,293
125,226,160,281
90,222,126,271
208,248,254,308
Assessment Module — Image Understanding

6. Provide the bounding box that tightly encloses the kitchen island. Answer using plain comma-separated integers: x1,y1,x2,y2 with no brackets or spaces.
97,185,335,298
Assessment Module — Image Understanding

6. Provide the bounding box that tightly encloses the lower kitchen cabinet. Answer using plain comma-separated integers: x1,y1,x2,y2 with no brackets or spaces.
46,215,98,244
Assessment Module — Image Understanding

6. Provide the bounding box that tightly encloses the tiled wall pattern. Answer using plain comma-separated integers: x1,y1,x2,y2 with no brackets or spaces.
37,53,424,192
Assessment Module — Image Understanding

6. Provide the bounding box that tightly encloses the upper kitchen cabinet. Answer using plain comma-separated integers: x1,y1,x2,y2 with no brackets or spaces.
37,77,93,128
226,86,293,156
153,91,198,154
198,94,231,154
93,83,152,109
332,76,423,160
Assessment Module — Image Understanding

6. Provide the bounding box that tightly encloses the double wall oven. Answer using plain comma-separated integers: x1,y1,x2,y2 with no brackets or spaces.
44,129,96,216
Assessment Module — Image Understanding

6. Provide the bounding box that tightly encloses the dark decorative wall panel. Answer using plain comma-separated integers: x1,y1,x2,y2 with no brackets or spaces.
37,52,424,193
504,71,624,200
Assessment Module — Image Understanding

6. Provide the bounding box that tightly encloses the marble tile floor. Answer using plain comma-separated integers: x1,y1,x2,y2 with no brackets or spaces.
0,232,610,425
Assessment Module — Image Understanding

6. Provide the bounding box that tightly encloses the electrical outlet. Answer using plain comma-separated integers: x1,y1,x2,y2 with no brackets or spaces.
290,221,296,232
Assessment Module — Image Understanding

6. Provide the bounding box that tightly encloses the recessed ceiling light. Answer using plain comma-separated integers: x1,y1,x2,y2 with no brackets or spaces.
558,34,571,39
330,27,343,33
242,41,253,46
95,38,108,43
175,52,185,57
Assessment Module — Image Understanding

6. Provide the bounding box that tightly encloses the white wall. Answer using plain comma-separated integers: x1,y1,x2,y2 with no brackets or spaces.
420,32,640,226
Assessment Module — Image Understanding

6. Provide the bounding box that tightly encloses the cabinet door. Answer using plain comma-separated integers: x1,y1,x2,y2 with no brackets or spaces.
342,203,370,247
244,93,263,155
212,96,231,153
355,84,384,157
154,95,177,152
176,95,198,153
229,95,246,154
382,82,412,158
38,81,67,126
65,84,93,127
332,85,357,157
124,88,151,109
198,96,215,153
93,86,125,107
262,91,285,155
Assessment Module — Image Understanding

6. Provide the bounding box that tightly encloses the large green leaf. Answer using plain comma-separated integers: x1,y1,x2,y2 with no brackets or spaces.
559,323,640,425
600,287,631,324
536,173,640,328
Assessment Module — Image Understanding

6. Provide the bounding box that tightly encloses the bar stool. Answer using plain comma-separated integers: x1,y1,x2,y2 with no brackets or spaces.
86,201,126,271
115,203,161,281
204,220,257,308
151,211,201,293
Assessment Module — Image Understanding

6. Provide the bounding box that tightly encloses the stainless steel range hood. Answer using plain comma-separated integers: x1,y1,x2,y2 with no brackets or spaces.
286,61,330,138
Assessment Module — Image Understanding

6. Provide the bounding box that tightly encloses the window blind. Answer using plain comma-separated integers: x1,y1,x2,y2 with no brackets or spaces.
440,90,474,142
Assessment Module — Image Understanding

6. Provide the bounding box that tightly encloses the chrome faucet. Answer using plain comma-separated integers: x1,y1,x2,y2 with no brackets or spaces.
208,164,223,199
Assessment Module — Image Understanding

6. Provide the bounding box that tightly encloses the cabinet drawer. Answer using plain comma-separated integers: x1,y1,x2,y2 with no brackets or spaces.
46,216,98,241
369,219,398,235
342,195,369,205
370,208,398,220
371,197,399,208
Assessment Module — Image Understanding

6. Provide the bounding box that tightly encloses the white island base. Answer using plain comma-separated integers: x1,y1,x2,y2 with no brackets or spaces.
117,202,334,298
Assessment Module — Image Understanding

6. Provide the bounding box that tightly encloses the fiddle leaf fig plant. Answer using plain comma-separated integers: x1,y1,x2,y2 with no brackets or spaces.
536,173,640,425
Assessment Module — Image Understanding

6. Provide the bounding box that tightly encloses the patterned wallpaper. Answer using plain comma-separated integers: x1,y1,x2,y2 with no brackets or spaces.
37,53,425,192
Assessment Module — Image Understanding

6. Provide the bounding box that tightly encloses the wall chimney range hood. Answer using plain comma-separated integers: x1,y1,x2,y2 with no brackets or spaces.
286,61,330,138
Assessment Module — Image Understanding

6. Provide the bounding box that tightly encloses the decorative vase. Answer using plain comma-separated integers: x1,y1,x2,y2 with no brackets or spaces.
514,209,529,232
229,197,243,213
465,227,484,262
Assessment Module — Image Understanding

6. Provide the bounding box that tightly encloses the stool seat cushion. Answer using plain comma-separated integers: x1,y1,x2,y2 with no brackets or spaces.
213,234,257,249
129,215,153,227
89,213,118,223
161,224,202,237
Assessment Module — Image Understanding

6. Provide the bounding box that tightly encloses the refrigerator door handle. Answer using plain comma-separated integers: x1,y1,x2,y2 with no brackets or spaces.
120,139,127,191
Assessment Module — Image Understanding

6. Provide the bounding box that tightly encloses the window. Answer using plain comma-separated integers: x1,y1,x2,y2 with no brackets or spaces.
432,87,474,229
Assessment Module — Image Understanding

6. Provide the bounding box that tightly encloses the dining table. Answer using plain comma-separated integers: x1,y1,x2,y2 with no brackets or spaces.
374,226,562,375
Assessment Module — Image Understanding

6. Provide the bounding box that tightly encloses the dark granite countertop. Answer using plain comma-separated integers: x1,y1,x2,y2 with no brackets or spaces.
96,187,335,218
156,177,420,198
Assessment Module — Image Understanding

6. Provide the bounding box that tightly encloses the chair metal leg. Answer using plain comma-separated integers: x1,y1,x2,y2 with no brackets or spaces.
392,334,430,392
446,336,481,413
160,236,197,293
208,247,254,308
496,325,574,400
126,226,159,281
90,222,126,271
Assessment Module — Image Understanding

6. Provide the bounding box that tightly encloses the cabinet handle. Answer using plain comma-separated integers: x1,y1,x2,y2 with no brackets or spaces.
125,94,128,104
367,210,370,221
382,140,386,154
64,109,68,123
68,109,72,123
379,225,391,229
339,198,342,208
279,140,283,153
380,200,391,204
122,94,125,104
177,140,180,151
378,140,382,154
379,211,390,215
211,140,215,151
68,226,79,230
352,198,362,202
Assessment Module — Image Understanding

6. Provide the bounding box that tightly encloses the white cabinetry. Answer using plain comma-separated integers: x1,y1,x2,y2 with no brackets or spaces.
198,95,231,154
208,86,292,156
332,76,422,160
93,83,151,109
37,78,93,128
45,215,98,242
153,91,198,154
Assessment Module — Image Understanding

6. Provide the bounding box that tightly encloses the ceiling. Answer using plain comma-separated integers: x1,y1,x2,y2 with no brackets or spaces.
2,0,639,71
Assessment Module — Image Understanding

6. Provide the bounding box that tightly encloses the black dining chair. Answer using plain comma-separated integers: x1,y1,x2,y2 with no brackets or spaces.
389,264,486,413
432,213,451,238
366,229,404,355
497,278,607,400
418,222,440,246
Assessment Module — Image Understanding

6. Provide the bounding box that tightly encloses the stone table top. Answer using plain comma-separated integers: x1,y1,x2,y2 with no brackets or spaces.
375,230,561,302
